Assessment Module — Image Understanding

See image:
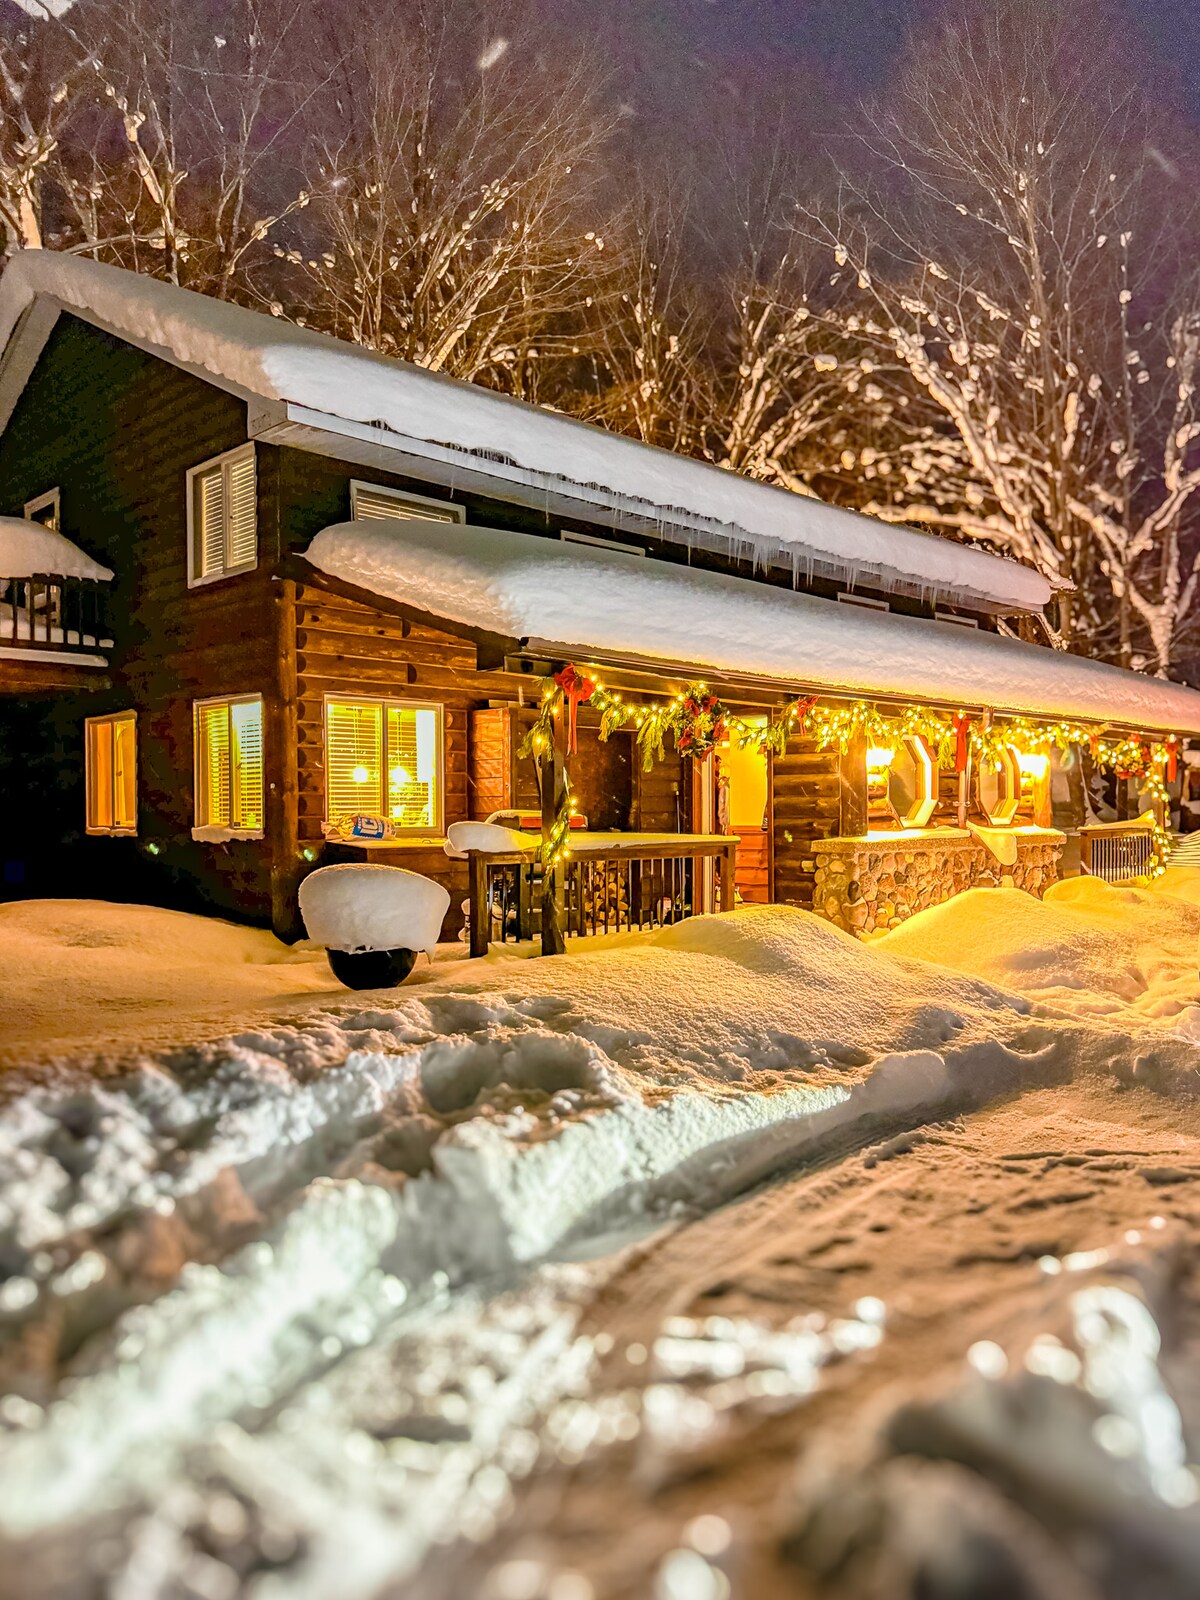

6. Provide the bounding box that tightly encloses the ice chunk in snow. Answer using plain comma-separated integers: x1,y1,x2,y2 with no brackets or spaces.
299,865,450,954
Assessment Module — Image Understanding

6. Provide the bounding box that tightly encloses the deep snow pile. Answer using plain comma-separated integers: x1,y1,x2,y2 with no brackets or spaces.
0,899,339,1064
882,875,1200,1029
2,891,1200,1596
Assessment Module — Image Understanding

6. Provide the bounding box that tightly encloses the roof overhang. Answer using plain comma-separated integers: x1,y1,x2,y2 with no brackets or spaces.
303,518,1200,737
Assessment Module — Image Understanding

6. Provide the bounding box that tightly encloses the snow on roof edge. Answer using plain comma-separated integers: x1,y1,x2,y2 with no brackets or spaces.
0,252,1053,615
306,518,1200,737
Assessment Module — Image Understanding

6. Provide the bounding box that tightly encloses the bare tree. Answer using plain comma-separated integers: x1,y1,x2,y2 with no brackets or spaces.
796,0,1200,669
274,0,619,392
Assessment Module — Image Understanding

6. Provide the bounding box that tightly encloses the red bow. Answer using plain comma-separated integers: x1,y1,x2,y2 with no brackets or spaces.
553,663,594,755
952,712,971,773
1167,738,1179,783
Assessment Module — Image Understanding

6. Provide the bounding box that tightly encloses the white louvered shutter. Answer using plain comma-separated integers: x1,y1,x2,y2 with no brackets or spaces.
225,451,257,570
195,466,226,579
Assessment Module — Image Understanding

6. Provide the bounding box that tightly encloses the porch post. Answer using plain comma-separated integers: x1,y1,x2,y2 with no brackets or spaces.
838,730,869,837
539,717,567,956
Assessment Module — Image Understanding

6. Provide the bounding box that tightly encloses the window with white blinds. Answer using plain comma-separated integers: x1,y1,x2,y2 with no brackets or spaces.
188,446,257,584
85,711,137,835
324,696,442,834
350,480,464,525
193,696,264,834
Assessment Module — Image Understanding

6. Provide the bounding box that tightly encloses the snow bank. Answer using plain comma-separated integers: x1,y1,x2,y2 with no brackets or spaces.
882,876,1200,1026
0,515,111,580
306,518,1200,734
0,251,1051,614
298,864,451,954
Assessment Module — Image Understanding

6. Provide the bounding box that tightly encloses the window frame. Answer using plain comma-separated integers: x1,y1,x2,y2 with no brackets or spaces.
186,444,258,589
191,692,266,840
975,744,1022,827
322,692,446,838
349,479,465,524
24,488,60,530
837,591,890,613
85,710,138,837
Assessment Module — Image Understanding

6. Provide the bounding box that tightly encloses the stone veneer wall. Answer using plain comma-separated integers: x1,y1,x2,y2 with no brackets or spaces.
810,830,1066,936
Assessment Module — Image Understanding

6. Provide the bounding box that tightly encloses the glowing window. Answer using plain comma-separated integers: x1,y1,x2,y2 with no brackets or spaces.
325,697,442,834
976,744,1021,826
188,446,257,585
85,711,137,835
887,735,939,827
24,488,60,531
194,695,264,834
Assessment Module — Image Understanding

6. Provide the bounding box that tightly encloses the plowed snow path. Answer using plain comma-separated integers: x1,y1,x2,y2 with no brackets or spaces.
438,1079,1200,1600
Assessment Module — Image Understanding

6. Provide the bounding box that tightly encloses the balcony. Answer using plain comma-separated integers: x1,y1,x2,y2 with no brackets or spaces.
0,573,113,694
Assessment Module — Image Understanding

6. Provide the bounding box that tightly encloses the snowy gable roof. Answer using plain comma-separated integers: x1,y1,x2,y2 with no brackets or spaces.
0,252,1052,616
0,515,112,581
307,518,1200,736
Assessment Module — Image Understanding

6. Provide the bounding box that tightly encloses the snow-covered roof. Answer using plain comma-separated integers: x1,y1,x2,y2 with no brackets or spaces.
307,518,1200,735
0,252,1053,616
0,515,112,581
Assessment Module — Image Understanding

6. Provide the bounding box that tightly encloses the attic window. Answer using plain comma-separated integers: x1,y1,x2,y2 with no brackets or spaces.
188,446,257,586
24,489,60,531
350,481,463,524
193,695,264,838
85,711,137,835
837,591,890,612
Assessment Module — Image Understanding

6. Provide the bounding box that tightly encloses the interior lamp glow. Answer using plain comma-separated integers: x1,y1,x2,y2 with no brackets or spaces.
1017,753,1050,780
866,746,896,772
352,765,370,784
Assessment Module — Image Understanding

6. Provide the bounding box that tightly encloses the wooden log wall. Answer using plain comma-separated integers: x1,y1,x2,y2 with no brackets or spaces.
771,735,843,909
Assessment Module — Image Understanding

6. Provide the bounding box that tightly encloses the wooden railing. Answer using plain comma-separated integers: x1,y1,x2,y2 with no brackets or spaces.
1078,820,1155,883
466,836,737,958
0,574,110,654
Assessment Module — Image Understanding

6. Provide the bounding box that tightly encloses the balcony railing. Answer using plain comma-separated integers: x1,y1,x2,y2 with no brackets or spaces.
0,574,111,655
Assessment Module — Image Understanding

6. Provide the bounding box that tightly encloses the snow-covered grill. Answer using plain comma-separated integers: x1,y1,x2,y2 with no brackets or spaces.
1078,822,1156,884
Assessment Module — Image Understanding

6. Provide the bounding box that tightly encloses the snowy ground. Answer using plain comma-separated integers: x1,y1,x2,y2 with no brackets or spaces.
2,877,1200,1598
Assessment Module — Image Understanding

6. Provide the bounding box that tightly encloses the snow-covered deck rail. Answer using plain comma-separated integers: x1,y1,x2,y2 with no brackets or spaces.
466,834,737,957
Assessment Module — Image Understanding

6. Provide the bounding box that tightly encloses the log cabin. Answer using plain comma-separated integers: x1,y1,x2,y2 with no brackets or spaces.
1,251,1198,955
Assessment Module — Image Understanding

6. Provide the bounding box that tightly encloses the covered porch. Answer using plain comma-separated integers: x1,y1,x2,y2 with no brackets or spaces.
302,517,1200,955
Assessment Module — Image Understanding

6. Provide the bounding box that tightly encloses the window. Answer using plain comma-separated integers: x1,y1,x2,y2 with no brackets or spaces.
560,529,645,556
324,696,443,835
24,489,60,530
85,711,137,835
350,480,464,524
187,446,257,585
976,745,1021,827
193,695,264,837
837,591,890,612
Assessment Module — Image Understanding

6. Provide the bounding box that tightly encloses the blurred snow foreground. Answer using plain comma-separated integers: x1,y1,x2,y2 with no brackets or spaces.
2,884,1200,1596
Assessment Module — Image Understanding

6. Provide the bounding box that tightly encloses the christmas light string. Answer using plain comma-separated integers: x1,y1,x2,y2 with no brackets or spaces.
520,666,1181,876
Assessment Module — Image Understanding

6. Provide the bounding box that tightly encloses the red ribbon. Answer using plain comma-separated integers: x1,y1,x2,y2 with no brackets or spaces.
553,663,594,755
1167,738,1179,783
952,713,971,773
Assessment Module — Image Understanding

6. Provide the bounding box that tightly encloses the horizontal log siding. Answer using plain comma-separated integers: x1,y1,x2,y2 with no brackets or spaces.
0,316,283,922
772,737,842,909
293,580,533,936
